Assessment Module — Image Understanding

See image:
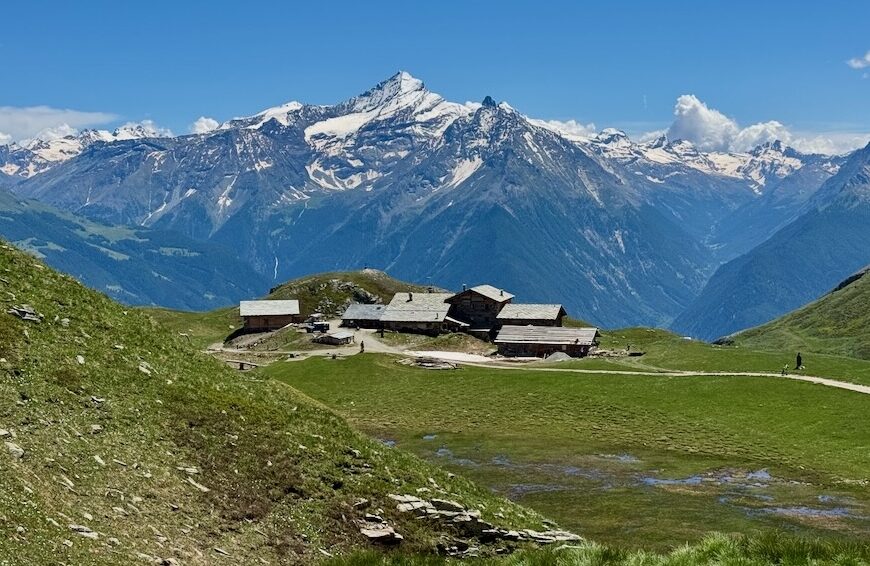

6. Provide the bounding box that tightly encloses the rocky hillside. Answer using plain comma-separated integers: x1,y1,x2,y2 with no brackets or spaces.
268,269,437,318
146,269,433,349
0,241,566,564
732,265,870,360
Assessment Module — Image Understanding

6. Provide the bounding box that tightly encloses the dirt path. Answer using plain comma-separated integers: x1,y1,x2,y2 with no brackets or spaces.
451,360,870,395
206,325,402,359
205,334,870,395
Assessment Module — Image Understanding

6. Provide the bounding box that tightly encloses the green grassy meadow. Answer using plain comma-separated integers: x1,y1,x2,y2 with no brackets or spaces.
143,305,240,349
0,243,553,564
547,328,870,386
265,354,870,551
734,268,870,361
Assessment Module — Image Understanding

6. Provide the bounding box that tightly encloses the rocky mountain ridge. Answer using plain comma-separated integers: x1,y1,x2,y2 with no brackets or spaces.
0,72,860,332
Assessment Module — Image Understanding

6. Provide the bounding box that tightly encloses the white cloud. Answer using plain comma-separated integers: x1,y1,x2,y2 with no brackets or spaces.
0,131,11,145
732,120,791,152
637,129,667,143
661,94,868,155
531,118,598,140
847,50,870,70
32,123,80,141
788,132,870,155
667,94,739,152
190,116,219,134
0,105,116,141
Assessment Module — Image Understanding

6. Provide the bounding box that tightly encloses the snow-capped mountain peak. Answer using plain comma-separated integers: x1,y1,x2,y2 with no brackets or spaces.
111,122,168,140
302,72,480,190
222,101,305,130
342,71,427,114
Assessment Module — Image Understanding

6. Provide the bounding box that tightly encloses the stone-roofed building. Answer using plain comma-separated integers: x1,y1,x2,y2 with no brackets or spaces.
496,303,567,327
380,292,467,335
446,284,514,333
239,300,301,331
341,303,387,328
494,325,600,358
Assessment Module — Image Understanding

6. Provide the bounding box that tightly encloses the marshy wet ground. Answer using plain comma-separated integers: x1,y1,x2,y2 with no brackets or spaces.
420,436,869,548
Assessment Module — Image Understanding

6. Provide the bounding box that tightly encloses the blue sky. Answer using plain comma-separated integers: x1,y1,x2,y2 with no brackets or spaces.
2,0,869,152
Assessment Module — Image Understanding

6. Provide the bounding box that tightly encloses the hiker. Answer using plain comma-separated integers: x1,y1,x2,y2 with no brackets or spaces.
796,352,803,370
781,364,788,376
360,341,365,354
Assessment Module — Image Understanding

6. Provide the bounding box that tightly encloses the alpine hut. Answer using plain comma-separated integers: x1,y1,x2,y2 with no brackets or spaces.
239,300,301,331
496,303,567,327
494,325,600,358
380,292,467,335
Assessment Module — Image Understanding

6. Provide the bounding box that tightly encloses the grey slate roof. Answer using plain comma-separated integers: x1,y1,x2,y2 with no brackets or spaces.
466,284,514,302
341,303,386,321
380,292,453,323
496,303,566,321
239,300,300,317
327,330,355,340
494,325,600,346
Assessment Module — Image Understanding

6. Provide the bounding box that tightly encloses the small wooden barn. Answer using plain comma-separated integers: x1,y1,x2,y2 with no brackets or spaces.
315,330,355,345
496,303,567,327
446,285,514,332
341,303,386,328
239,300,301,331
494,325,600,358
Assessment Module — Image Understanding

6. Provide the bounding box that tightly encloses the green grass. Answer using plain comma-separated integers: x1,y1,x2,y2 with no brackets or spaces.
247,325,337,352
0,242,549,564
544,327,870,386
735,269,870,361
142,305,240,349
329,532,870,565
265,354,870,551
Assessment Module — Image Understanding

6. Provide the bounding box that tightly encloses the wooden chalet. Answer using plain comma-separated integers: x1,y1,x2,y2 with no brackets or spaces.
496,303,566,327
341,303,386,328
445,285,514,336
239,300,301,331
494,325,600,358
380,292,467,335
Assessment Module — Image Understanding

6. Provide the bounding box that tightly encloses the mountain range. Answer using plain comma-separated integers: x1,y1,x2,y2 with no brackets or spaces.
0,186,267,310
2,71,867,333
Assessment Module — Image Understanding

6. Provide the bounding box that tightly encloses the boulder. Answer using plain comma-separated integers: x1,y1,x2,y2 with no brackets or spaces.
430,498,465,513
7,305,42,323
359,524,403,545
5,441,24,459
69,524,98,539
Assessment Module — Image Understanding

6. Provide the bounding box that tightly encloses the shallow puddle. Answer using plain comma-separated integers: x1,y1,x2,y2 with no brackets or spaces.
428,443,869,532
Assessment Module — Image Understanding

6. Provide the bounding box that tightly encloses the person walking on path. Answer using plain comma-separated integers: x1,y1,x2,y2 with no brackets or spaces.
360,340,365,354
796,352,803,370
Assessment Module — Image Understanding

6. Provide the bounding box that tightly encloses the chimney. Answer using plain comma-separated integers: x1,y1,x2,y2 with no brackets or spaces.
462,284,466,291
408,292,413,302
500,289,504,297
